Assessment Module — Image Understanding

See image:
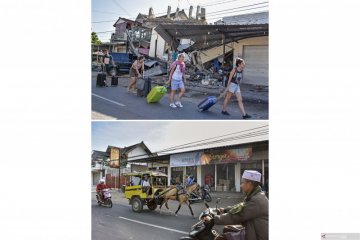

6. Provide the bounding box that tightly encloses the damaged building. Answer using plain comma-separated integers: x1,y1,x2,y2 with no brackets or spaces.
108,7,268,86
155,11,269,86
111,6,207,60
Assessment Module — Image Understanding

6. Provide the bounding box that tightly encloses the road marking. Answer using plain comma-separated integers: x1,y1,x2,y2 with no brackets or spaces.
92,93,126,107
117,216,188,235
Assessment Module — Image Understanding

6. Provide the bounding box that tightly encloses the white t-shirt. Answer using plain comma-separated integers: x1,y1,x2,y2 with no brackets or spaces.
142,180,150,187
172,65,183,81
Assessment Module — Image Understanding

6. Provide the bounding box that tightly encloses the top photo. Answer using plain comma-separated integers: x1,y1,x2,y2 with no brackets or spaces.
91,0,269,120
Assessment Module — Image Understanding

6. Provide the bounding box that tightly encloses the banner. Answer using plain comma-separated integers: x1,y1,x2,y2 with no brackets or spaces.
109,148,120,168
200,147,252,165
170,152,201,167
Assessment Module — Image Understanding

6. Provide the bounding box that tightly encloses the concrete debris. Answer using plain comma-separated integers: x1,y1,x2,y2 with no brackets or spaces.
144,65,167,77
144,60,158,68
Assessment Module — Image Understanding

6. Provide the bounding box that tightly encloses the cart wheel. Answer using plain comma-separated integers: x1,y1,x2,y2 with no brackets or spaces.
147,200,157,211
132,197,143,213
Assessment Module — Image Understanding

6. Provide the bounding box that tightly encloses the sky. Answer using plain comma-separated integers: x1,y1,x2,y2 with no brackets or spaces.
91,0,268,42
92,121,268,154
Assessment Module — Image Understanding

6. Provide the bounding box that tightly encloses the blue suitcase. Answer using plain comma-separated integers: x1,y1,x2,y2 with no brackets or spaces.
198,96,217,112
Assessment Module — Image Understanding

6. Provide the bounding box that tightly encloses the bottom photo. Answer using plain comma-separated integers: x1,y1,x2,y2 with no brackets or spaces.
91,121,269,240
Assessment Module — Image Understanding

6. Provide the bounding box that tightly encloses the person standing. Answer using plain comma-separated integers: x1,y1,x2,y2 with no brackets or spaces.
128,55,145,93
221,58,251,119
166,53,186,108
101,49,115,74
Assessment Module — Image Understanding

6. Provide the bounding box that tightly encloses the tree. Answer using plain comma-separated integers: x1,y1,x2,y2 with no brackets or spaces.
92,32,102,45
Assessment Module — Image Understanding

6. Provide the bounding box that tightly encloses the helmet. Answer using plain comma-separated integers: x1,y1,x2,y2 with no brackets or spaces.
99,179,105,183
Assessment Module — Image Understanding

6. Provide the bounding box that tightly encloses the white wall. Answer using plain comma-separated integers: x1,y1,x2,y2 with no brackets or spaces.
127,146,148,161
235,163,241,192
149,29,166,58
197,166,202,186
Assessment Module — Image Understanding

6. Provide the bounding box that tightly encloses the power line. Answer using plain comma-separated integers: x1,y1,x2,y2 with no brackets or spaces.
157,130,269,154
156,125,268,152
92,20,117,23
201,0,242,7
124,126,269,160
92,10,122,15
94,30,114,33
206,6,268,20
207,2,268,16
111,0,132,16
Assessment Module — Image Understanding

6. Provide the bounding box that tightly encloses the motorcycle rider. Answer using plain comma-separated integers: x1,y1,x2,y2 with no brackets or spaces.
203,170,268,240
96,179,109,203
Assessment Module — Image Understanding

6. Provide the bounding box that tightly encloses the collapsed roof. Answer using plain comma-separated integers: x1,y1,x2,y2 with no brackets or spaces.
154,23,268,51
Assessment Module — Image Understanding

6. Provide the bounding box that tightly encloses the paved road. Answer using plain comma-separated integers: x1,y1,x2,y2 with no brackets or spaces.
91,73,268,120
92,191,243,240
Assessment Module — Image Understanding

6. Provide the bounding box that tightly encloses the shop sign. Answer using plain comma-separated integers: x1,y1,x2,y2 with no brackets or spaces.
109,148,120,168
200,147,252,164
170,152,201,167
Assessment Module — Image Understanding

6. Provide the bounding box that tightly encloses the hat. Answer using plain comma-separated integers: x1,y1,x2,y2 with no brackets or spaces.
242,170,261,182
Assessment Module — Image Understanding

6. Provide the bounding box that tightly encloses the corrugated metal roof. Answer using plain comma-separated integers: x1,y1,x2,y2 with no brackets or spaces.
154,23,268,51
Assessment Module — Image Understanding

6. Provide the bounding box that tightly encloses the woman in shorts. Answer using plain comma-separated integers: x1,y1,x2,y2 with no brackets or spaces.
127,55,144,93
221,58,251,119
166,53,186,108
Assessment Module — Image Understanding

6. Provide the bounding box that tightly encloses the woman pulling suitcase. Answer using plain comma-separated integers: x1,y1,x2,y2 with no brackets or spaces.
128,55,145,93
221,58,251,119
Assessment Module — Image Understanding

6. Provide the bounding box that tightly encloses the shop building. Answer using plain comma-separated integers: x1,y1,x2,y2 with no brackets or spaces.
129,140,268,192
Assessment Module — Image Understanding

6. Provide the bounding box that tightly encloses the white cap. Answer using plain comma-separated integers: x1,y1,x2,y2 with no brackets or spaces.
242,170,261,182
99,179,105,183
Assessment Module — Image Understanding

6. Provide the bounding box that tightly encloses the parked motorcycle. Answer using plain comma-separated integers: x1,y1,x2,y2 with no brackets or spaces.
180,201,220,240
189,185,212,204
96,188,113,208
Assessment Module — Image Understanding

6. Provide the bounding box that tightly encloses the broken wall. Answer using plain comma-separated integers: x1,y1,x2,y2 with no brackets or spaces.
149,28,167,59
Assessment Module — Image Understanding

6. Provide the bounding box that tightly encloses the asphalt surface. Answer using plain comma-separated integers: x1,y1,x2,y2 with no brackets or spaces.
91,73,268,120
92,190,244,240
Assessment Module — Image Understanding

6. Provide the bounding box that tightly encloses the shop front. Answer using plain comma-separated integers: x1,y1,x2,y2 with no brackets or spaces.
169,142,268,192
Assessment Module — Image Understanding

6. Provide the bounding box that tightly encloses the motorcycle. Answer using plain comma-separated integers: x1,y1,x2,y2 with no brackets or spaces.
189,185,212,204
96,188,113,208
180,201,221,240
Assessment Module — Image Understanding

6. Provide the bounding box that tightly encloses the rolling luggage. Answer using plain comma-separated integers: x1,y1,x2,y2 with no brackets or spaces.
197,96,217,111
111,76,118,86
137,77,152,97
147,86,167,103
96,70,107,87
197,91,227,112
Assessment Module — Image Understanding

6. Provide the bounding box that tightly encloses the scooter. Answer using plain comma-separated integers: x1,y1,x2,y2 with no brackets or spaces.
96,188,113,208
201,185,212,202
189,185,212,204
180,201,221,240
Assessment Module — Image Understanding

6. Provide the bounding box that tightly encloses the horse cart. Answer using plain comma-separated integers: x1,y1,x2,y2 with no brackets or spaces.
123,171,168,213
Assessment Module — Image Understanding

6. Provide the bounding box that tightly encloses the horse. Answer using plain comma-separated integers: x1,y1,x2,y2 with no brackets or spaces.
158,183,200,218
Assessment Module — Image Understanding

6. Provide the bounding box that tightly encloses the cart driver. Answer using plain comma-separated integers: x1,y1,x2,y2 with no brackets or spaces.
142,174,151,197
